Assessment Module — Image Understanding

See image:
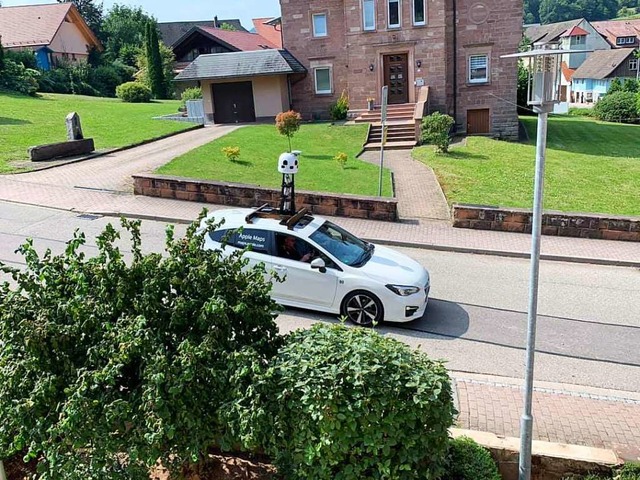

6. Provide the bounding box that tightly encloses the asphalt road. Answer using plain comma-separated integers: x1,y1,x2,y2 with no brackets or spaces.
2,202,639,393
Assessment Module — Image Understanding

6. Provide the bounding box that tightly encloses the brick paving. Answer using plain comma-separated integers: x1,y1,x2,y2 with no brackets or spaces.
2,127,640,455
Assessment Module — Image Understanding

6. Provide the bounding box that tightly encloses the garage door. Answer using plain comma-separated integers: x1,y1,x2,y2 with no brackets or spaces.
212,81,256,124
466,108,490,135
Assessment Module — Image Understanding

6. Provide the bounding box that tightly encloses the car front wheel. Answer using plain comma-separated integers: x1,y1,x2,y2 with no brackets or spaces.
341,290,383,327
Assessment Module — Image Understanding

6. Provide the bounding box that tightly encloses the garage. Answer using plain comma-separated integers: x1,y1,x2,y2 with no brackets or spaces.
212,81,256,124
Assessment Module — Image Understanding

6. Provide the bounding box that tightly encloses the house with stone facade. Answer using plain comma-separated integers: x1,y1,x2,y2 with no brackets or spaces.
280,0,522,139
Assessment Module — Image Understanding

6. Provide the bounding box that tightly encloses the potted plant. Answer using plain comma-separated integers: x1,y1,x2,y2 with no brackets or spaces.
367,97,375,111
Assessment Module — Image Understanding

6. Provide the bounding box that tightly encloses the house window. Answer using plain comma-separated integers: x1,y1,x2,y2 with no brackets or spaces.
363,0,376,31
314,67,332,94
387,0,400,28
468,54,489,83
626,36,636,44
616,37,624,45
572,35,585,45
413,0,426,25
312,13,328,37
630,58,638,70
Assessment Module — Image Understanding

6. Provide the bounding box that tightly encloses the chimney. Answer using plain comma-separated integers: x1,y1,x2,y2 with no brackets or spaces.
214,16,219,28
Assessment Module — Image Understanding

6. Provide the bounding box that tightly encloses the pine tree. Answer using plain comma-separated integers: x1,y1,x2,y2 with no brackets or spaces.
0,36,4,72
145,22,165,99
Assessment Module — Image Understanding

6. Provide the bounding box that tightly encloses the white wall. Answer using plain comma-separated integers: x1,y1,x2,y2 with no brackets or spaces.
49,17,91,58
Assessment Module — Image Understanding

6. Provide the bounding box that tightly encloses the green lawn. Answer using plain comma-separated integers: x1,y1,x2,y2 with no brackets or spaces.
413,116,640,216
157,123,394,197
0,93,193,173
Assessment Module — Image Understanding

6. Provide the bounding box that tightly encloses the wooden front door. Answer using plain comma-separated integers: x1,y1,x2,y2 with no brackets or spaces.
212,81,256,124
383,54,409,104
466,108,490,134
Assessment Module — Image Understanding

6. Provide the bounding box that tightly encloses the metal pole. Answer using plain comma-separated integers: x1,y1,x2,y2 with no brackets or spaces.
0,460,6,480
378,124,385,197
518,109,548,480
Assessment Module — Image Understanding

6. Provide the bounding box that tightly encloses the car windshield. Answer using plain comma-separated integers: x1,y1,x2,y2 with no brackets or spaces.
309,221,373,267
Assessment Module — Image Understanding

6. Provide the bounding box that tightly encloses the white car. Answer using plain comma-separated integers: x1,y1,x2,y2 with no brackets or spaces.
200,206,430,326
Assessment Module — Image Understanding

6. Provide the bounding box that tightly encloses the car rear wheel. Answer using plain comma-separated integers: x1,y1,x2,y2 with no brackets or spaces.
341,290,383,327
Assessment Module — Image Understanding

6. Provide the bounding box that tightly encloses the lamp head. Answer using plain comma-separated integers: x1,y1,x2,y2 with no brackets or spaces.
278,152,299,174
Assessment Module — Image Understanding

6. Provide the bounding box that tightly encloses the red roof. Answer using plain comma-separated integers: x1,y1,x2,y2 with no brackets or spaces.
198,26,277,51
561,61,576,82
252,17,283,48
561,25,589,37
0,3,100,50
592,19,640,47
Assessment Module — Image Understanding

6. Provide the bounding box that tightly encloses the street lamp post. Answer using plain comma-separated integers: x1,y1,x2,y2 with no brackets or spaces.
501,44,591,480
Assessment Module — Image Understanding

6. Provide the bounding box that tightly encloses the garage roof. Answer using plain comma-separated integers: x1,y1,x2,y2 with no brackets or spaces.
175,49,306,81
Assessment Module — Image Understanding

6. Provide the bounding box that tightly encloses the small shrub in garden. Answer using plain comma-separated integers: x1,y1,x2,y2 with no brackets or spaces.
116,81,152,102
421,111,455,153
593,91,638,123
334,152,348,169
568,107,594,117
180,86,203,108
0,213,282,478
222,323,456,480
275,110,302,152
222,146,241,162
618,462,640,479
329,90,349,120
443,436,501,480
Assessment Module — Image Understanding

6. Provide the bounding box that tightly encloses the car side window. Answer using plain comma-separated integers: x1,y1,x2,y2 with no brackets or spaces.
275,233,339,269
209,229,234,244
233,229,271,254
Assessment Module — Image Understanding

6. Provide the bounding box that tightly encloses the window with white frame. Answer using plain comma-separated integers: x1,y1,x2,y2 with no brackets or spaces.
572,35,585,45
388,0,400,28
626,36,636,44
314,67,332,94
312,13,328,37
630,58,638,70
363,0,376,30
468,54,488,83
413,0,426,25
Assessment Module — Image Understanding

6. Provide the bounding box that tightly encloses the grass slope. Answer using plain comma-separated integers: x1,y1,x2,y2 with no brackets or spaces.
413,116,640,216
158,123,394,197
0,93,192,173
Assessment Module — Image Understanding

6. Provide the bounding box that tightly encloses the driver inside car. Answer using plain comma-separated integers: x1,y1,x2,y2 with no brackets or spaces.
279,235,313,262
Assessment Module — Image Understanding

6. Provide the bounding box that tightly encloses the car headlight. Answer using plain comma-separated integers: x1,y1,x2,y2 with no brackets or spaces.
386,284,421,296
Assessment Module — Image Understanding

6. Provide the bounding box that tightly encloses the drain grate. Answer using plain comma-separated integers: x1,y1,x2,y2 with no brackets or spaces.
76,214,102,221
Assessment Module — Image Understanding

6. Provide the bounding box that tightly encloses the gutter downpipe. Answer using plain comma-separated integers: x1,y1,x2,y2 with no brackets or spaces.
452,0,458,131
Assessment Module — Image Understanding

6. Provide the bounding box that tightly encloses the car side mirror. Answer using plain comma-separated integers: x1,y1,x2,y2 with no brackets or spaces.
310,257,326,273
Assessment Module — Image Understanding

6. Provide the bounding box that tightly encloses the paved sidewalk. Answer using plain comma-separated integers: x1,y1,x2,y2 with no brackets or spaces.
2,126,640,458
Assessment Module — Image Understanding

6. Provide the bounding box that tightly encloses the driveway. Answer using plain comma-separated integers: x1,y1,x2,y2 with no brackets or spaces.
0,125,239,213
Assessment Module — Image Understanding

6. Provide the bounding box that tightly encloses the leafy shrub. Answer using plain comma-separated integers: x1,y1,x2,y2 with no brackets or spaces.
88,63,135,97
180,86,203,108
0,60,39,96
443,436,501,480
421,111,455,153
4,49,38,70
329,90,349,120
223,323,456,480
568,107,595,117
618,462,640,479
222,146,241,162
334,152,348,169
275,110,302,152
0,214,282,478
593,91,638,123
622,78,638,93
116,81,151,102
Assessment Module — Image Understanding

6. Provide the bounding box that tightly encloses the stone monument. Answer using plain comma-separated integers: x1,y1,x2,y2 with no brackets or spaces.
29,112,95,161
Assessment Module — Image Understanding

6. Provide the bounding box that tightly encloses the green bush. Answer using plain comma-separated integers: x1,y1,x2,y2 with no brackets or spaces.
568,107,595,117
593,91,638,123
223,323,456,480
0,214,282,478
0,60,39,95
4,50,38,70
88,63,134,97
329,90,349,120
116,80,152,102
619,462,640,479
443,436,501,480
421,111,455,153
180,86,203,108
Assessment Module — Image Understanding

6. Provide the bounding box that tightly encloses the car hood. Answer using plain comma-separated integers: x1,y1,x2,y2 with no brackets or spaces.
357,244,429,286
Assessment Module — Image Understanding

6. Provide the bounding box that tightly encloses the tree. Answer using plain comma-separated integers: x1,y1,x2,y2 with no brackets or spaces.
0,36,4,72
220,22,237,31
136,36,175,98
0,215,282,478
102,4,155,62
275,110,302,152
57,0,103,39
144,21,165,98
539,0,582,23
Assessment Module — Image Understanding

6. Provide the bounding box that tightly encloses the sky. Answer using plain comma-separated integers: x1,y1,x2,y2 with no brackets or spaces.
2,0,282,31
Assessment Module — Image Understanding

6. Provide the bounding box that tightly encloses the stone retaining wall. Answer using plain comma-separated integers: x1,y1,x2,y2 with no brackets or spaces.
133,174,398,222
453,204,640,242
